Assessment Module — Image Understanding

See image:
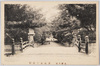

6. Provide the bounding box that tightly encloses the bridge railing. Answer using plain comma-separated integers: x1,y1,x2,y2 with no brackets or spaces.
20,37,29,52
74,35,89,54
5,37,31,56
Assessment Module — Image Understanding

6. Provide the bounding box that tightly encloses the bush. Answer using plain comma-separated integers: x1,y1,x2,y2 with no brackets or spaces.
78,30,96,43
34,28,44,43
88,31,96,43
55,30,73,44
34,26,51,43
34,34,42,43
62,33,73,44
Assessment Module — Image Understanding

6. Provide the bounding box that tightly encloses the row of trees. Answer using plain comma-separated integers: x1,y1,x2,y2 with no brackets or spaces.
52,4,96,31
5,4,43,21
52,4,96,44
66,4,96,31
5,4,46,44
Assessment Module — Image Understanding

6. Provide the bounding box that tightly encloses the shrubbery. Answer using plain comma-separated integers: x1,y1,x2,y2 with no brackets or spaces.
54,30,73,44
34,26,51,43
34,28,42,43
78,30,96,43
34,28,45,43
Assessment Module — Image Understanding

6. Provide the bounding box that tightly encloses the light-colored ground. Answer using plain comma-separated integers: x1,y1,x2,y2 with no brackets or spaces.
4,42,98,65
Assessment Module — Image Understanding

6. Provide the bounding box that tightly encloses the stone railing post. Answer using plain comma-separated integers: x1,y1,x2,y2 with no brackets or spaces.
85,36,89,54
12,38,15,55
20,37,23,52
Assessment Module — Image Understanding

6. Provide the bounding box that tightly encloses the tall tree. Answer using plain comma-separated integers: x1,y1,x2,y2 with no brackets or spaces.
63,4,96,31
5,4,46,28
52,4,80,31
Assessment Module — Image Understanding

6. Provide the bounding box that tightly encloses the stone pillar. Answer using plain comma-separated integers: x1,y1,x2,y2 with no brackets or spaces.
20,37,23,52
12,38,15,55
85,36,89,54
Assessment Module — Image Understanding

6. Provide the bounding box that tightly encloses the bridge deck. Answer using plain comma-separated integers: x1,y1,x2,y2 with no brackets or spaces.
4,42,96,65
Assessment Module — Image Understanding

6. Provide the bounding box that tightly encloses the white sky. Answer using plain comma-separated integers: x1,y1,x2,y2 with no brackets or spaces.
27,3,61,23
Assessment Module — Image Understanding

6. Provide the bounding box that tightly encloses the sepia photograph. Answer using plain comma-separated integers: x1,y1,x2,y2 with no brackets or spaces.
1,1,99,65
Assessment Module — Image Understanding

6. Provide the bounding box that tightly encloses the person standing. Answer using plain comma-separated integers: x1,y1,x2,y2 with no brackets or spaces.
73,34,78,46
41,32,46,45
77,35,81,52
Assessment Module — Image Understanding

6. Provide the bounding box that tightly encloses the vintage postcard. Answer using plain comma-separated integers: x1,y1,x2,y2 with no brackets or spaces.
1,1,99,65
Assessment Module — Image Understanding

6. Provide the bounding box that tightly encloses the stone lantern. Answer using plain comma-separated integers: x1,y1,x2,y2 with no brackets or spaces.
28,28,35,44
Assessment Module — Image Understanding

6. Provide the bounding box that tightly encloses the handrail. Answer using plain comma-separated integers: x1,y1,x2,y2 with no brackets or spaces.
5,36,31,56
20,37,30,51
75,35,89,54
6,33,13,40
